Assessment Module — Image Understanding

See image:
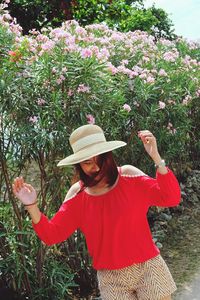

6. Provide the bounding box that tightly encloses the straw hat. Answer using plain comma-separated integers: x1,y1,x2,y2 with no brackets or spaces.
57,124,126,166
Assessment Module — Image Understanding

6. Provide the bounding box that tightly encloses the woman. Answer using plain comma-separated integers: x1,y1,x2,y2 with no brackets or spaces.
13,124,181,300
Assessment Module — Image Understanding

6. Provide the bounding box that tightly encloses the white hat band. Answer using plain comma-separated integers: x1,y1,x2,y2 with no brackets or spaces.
72,132,106,153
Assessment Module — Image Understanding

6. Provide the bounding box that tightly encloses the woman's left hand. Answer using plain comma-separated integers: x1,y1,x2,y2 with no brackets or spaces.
138,130,159,160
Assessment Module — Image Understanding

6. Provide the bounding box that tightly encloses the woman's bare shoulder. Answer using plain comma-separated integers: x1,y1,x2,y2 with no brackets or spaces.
63,181,82,203
120,165,146,176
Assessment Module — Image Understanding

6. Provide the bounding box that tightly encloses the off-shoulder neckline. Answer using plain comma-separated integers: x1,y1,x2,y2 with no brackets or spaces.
83,175,120,197
83,172,145,197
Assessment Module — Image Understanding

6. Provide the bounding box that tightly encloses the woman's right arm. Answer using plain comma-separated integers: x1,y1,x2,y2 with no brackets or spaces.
12,177,82,245
26,204,41,224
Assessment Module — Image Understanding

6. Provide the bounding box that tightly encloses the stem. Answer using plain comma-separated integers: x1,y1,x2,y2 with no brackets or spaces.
38,150,47,211
36,244,47,288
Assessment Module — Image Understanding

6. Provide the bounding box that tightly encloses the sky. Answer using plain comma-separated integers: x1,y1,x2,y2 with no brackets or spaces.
144,0,200,41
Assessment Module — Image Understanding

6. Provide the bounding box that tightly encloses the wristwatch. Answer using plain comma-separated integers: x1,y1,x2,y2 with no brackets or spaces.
155,159,166,168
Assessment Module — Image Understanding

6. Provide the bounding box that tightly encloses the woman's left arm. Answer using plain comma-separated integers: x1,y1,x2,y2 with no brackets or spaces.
138,130,168,175
137,130,181,207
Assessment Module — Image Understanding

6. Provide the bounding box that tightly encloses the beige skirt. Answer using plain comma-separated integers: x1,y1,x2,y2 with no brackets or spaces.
97,255,176,300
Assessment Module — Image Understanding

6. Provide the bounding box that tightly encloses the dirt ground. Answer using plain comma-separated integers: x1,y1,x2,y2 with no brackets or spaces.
161,204,200,299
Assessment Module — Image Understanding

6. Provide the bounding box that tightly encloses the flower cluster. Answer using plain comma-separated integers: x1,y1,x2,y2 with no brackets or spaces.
0,0,200,162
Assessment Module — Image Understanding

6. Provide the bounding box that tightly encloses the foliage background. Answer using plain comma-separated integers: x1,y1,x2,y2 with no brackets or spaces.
0,1,200,299
7,0,175,39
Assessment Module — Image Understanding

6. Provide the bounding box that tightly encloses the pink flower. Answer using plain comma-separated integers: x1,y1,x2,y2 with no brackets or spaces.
9,23,22,36
151,69,157,75
182,95,192,105
29,28,39,35
60,75,65,81
3,13,12,20
123,104,131,112
107,62,118,75
37,98,45,105
159,101,166,109
77,84,90,93
75,27,87,36
163,50,179,62
131,71,139,77
160,39,174,47
41,40,55,52
195,89,200,97
50,28,68,39
167,122,173,129
67,89,74,96
169,128,177,135
143,56,150,62
62,67,67,73
97,48,110,61
56,78,62,85
146,76,155,84
182,99,188,105
81,48,93,58
86,114,95,124
172,128,177,134
117,65,132,77
167,123,177,134
90,46,99,56
111,32,124,41
121,59,129,65
139,73,147,79
29,116,38,123
158,69,168,77
56,75,65,85
36,34,49,43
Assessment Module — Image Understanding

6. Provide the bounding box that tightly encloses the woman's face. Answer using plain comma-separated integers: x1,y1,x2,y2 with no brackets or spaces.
80,156,100,177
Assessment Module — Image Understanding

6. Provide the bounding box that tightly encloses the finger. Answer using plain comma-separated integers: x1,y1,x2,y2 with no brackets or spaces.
12,185,21,198
18,177,24,188
13,177,20,186
13,177,24,192
138,131,154,137
138,130,153,135
18,177,26,191
15,177,22,190
24,183,33,192
12,184,18,195
24,186,31,194
13,178,20,192
138,132,155,142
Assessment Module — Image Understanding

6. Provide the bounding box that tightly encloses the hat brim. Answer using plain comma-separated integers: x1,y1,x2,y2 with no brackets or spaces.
57,141,126,166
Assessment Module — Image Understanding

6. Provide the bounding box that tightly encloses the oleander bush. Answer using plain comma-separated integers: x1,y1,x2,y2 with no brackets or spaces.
0,2,200,299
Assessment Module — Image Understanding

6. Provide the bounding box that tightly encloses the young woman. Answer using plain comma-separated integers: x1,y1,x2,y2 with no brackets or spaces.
13,124,181,300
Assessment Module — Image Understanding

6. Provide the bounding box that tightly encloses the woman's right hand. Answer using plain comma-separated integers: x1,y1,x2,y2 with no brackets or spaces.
12,177,37,206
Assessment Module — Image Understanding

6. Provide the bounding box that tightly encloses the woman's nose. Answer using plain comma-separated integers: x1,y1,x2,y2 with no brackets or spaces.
92,164,100,172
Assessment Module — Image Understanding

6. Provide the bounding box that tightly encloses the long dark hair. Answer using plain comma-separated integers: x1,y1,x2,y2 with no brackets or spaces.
72,151,118,188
